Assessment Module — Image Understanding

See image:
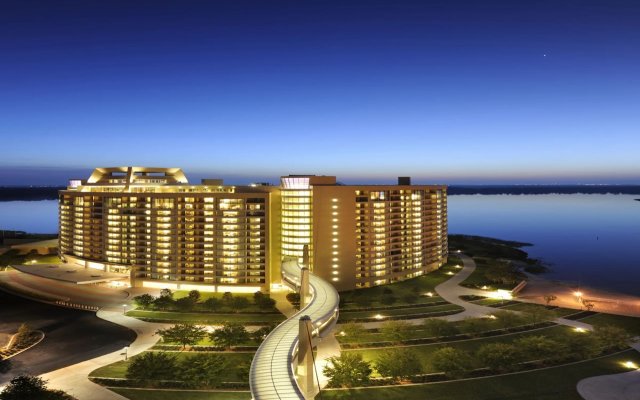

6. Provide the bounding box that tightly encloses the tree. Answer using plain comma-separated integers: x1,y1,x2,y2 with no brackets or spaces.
379,320,412,342
286,292,300,306
175,297,196,312
153,295,175,311
126,352,177,382
476,343,520,372
229,296,250,311
582,299,595,311
514,335,565,361
593,325,630,350
210,323,249,349
203,297,222,312
256,296,276,310
187,290,201,303
431,347,473,378
561,332,601,359
160,288,173,299
222,292,233,304
323,352,372,388
132,294,155,309
251,324,276,341
543,294,557,307
0,376,76,400
491,311,525,329
458,317,492,336
374,348,421,382
422,318,459,338
253,291,265,303
177,353,227,388
156,323,207,349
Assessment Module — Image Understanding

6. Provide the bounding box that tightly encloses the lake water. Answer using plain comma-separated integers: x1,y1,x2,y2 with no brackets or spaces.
1,195,639,295
448,194,640,296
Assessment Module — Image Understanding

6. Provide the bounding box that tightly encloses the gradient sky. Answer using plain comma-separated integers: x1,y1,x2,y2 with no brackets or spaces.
1,0,639,185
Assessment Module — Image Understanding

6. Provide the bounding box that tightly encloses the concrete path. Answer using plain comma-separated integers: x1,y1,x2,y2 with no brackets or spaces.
350,254,594,330
577,341,640,400
40,308,170,400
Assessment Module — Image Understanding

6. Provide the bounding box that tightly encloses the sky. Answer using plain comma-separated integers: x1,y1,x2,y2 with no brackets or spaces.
1,0,639,185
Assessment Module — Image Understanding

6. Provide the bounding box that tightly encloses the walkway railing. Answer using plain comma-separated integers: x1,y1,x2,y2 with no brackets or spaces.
249,259,340,399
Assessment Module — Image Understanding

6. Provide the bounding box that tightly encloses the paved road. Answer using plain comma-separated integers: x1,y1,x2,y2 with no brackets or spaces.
0,290,135,386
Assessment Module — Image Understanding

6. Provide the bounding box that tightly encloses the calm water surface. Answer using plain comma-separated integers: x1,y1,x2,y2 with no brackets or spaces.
1,196,639,295
448,194,640,296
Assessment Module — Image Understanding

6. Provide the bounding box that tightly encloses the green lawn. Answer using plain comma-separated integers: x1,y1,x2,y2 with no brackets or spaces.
90,352,254,382
126,310,284,324
345,325,577,374
339,303,463,321
339,258,461,309
323,350,640,400
0,249,61,268
109,388,250,400
500,303,580,317
581,313,640,336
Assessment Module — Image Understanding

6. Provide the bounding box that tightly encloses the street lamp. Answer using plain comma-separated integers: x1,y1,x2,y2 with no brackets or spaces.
122,304,127,314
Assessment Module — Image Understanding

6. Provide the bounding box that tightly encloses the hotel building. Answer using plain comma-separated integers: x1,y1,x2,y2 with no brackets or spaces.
59,167,447,292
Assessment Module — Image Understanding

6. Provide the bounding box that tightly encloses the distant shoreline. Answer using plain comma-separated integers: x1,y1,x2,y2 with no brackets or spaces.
1,185,640,201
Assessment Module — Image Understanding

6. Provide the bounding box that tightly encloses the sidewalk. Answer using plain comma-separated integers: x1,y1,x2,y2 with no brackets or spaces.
40,308,170,400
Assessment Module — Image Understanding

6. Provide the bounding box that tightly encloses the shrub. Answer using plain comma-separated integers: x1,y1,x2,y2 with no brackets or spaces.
177,353,226,388
422,318,459,338
159,288,173,299
210,323,249,349
203,297,222,312
126,352,177,382
375,348,422,382
187,290,201,303
476,343,520,372
458,317,493,336
0,376,75,400
323,353,372,388
339,322,366,338
229,297,250,311
514,335,565,361
379,320,412,342
593,325,631,350
175,297,196,312
133,294,155,309
431,347,473,378
156,324,207,349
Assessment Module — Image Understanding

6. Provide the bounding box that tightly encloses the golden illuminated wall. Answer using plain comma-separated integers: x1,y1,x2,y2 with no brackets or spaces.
280,177,313,266
308,184,448,291
59,183,276,292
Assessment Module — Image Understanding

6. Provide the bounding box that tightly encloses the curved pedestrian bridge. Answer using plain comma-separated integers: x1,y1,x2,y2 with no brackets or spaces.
249,259,340,399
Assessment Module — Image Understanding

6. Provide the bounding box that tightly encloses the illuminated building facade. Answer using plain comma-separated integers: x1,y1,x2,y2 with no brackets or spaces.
59,167,447,292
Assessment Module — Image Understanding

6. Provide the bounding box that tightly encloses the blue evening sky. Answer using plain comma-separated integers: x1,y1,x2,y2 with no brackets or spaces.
1,0,639,185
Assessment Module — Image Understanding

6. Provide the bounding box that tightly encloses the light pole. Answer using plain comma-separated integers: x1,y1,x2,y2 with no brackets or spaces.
123,345,129,361
122,304,127,314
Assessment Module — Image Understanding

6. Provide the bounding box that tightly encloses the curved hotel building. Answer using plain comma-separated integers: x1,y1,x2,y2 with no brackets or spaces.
59,167,447,292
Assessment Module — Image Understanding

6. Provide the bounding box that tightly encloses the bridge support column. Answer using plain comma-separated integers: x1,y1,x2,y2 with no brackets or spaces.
297,316,316,399
300,267,310,308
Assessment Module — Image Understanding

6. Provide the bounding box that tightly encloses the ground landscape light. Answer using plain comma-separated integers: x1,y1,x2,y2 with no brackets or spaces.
623,361,638,369
574,327,586,333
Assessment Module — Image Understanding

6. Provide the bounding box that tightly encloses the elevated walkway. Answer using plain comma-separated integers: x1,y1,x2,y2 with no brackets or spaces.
249,260,339,399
